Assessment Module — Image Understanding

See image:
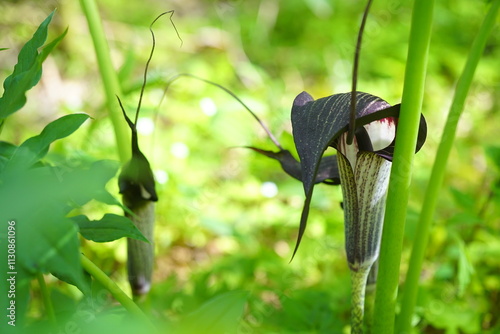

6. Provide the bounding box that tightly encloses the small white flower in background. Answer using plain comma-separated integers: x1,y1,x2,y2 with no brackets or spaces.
171,142,190,159
137,117,155,136
200,97,218,116
261,181,278,198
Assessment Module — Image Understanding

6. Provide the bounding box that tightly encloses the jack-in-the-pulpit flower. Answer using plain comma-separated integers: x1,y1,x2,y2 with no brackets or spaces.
117,100,158,297
249,90,426,258
246,88,426,332
248,90,426,333
290,91,426,259
291,91,426,333
333,97,395,273
249,91,426,260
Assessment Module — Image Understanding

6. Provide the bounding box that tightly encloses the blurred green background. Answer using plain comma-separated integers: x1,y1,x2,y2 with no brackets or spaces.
1,0,499,332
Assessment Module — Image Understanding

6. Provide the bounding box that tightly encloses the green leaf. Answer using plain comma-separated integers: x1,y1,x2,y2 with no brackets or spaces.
422,293,481,334
73,214,148,243
0,11,67,118
3,11,54,90
64,160,120,207
0,167,87,294
93,188,135,216
0,141,17,169
485,145,500,171
452,234,474,297
176,291,248,334
0,141,17,158
4,113,90,171
448,212,482,227
449,187,476,210
0,158,120,296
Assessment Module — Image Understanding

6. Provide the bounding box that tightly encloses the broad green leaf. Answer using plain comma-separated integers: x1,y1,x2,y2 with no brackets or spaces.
0,141,17,169
0,166,87,295
64,160,120,207
73,214,148,243
0,141,17,158
0,11,67,118
92,188,136,216
4,113,90,171
176,291,248,334
0,159,120,296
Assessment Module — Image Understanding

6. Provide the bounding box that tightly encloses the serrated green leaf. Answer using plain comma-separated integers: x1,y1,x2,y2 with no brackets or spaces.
74,214,148,243
176,291,248,334
0,11,67,118
4,113,89,171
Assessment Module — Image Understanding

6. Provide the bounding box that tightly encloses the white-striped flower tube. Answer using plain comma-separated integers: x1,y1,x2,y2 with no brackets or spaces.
335,103,395,273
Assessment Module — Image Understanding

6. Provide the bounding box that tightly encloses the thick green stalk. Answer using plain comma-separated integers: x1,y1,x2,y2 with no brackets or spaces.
80,0,130,163
80,254,157,332
397,2,500,333
372,1,434,333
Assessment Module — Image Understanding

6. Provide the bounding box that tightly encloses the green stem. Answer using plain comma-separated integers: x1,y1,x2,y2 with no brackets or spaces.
79,0,130,163
364,262,378,333
397,2,500,333
350,268,370,334
80,254,157,332
372,1,434,333
37,273,56,326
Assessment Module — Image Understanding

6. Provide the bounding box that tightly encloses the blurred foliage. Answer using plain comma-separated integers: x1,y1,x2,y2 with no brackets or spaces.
0,0,499,333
